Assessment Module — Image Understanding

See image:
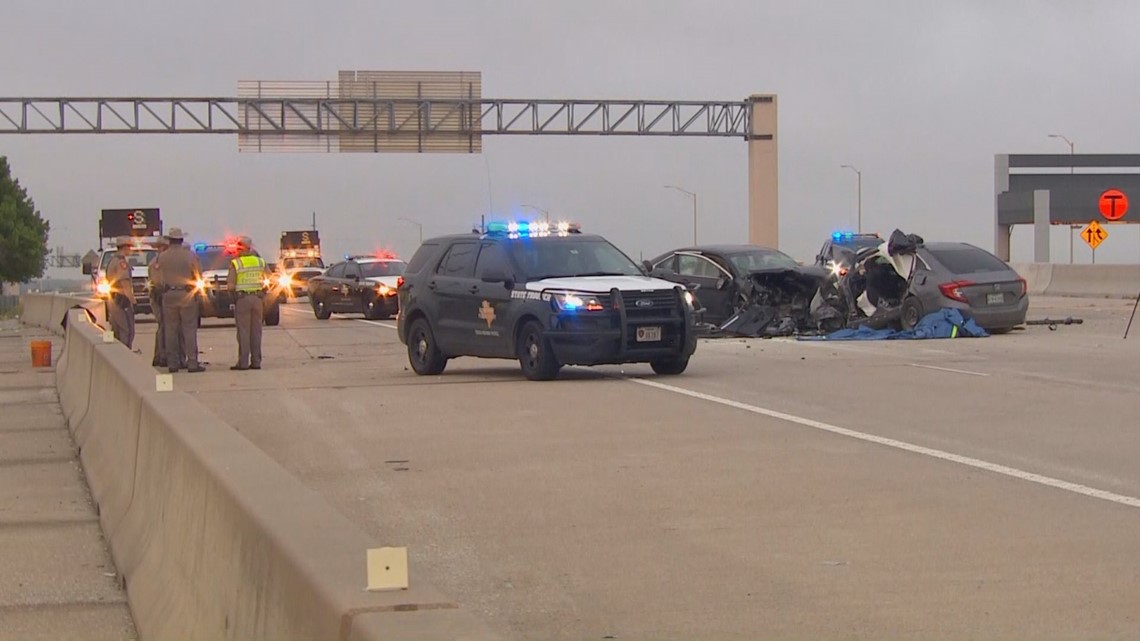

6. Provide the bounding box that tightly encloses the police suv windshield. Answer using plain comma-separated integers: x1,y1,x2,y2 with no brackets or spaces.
101,249,158,270
507,237,643,280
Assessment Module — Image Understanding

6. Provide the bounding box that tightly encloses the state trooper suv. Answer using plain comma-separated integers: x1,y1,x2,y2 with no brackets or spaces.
396,221,700,381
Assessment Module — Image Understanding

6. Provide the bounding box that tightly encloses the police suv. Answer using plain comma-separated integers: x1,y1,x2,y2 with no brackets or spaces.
396,221,700,381
191,242,285,326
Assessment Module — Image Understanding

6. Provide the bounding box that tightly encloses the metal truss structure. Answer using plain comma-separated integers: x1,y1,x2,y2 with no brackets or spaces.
0,97,752,139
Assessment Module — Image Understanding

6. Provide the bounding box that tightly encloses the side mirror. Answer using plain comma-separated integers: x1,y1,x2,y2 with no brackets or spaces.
716,276,730,290
641,259,654,273
81,262,93,276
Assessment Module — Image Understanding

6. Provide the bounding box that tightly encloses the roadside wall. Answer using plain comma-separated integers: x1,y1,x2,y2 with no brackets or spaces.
43,302,496,641
19,293,105,334
1011,263,1139,299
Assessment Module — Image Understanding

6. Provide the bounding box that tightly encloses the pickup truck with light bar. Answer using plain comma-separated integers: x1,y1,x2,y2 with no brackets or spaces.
81,208,164,317
277,229,325,299
396,221,700,381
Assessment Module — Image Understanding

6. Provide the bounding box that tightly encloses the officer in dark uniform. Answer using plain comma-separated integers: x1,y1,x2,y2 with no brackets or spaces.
148,236,186,368
155,228,205,373
106,236,136,348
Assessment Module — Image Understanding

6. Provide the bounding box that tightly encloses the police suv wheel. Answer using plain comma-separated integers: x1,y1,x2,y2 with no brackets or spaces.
313,298,332,320
407,318,446,375
517,321,560,381
650,357,689,376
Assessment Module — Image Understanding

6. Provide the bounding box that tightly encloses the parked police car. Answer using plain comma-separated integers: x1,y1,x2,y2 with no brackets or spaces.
307,254,407,320
396,221,700,381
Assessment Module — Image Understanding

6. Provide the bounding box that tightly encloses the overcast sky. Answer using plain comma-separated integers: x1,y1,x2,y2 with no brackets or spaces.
3,0,1139,276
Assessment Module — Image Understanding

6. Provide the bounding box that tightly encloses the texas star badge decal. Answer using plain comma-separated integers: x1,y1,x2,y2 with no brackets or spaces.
478,300,496,328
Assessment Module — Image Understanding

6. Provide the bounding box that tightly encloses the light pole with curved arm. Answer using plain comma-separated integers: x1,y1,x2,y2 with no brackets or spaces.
398,217,423,244
664,185,697,245
840,164,862,233
1047,133,1076,263
520,204,550,223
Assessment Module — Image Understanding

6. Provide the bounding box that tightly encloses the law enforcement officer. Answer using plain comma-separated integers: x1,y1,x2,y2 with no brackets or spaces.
226,236,269,370
155,228,205,373
148,236,186,368
105,236,136,348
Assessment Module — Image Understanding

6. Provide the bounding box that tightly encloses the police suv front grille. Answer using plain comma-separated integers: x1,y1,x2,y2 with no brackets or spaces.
620,289,679,318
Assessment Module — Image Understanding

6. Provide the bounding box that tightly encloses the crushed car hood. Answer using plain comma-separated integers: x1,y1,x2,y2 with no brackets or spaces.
525,275,678,293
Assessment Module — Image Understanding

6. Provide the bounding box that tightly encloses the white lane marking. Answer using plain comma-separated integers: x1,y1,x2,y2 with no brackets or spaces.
628,377,1140,510
279,305,397,330
906,363,990,377
355,319,398,330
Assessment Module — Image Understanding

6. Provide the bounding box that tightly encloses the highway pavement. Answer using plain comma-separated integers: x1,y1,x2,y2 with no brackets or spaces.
133,296,1140,640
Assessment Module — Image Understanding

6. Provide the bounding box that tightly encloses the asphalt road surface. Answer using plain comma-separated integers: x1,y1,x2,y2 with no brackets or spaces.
132,296,1140,640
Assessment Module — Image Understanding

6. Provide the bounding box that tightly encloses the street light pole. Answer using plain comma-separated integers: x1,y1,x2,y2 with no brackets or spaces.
840,164,862,233
1048,133,1076,264
520,204,551,223
398,217,423,244
664,185,697,245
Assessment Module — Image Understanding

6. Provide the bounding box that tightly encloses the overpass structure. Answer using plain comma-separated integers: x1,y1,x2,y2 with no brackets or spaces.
0,73,779,247
994,153,1139,262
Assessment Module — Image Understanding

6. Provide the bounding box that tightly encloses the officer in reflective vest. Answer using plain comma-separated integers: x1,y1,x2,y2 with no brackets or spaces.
226,236,270,370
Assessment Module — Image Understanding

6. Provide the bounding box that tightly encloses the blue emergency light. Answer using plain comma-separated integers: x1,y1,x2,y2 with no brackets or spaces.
832,231,855,242
484,220,578,239
192,242,207,252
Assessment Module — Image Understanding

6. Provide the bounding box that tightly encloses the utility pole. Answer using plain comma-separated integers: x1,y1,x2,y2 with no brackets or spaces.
311,211,317,231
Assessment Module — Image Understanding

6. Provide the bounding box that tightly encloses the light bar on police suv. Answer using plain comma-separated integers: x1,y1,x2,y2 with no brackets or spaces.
484,220,580,239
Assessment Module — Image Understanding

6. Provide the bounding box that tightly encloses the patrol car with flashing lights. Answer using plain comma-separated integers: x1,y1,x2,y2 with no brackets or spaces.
307,253,407,320
815,231,883,276
396,221,700,381
191,241,284,326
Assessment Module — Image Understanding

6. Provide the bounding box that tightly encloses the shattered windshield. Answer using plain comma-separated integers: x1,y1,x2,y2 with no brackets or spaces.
507,237,642,280
727,249,800,273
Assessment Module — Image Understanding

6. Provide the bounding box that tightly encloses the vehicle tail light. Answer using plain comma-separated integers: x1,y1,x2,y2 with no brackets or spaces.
396,276,405,289
938,280,973,303
1017,277,1027,297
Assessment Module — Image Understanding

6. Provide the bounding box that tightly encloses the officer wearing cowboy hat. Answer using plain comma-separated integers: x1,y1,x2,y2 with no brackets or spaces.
105,236,136,348
154,227,205,373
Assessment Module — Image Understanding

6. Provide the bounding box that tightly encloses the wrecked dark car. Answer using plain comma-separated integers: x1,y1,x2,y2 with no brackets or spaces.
811,230,1029,333
646,245,827,337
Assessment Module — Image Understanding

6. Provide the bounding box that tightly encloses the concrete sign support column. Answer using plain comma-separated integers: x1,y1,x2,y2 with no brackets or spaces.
994,154,1011,261
747,95,779,248
1034,189,1051,263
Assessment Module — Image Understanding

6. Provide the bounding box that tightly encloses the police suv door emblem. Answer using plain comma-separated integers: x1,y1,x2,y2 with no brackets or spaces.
635,298,654,308
478,300,496,327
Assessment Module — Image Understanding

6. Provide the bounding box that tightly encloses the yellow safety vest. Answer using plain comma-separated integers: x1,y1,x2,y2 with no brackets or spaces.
232,255,267,292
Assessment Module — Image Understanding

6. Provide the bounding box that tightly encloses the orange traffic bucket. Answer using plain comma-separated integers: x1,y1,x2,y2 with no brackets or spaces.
30,340,52,368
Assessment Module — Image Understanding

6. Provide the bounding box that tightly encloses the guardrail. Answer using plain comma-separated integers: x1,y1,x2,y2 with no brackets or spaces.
1011,263,1140,299
31,299,496,641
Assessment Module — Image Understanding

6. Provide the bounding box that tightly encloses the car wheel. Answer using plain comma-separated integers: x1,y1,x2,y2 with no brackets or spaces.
517,321,560,381
264,304,280,327
407,318,446,375
313,297,332,320
901,296,924,331
650,357,689,375
363,298,383,320
989,327,1014,335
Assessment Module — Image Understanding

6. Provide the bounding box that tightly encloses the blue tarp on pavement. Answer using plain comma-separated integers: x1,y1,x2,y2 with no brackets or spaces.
801,308,989,341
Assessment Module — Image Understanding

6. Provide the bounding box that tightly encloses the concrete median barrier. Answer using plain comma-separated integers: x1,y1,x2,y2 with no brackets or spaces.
55,308,100,431
1010,263,1053,296
53,302,495,640
19,293,104,333
1012,263,1139,299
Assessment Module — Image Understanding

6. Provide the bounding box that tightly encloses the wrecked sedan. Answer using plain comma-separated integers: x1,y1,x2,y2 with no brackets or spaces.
812,230,1029,334
646,245,827,336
